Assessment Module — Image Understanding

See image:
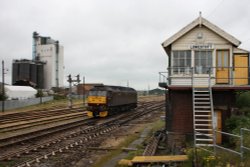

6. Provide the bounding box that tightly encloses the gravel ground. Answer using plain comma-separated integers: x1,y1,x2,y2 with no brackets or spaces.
74,110,164,167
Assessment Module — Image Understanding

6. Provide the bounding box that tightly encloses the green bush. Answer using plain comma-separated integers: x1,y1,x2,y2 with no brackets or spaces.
226,115,250,133
36,89,43,98
236,91,250,108
224,91,250,162
53,94,66,100
182,148,219,167
0,92,8,101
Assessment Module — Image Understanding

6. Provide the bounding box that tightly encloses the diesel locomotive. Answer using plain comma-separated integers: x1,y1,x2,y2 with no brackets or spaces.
87,85,137,117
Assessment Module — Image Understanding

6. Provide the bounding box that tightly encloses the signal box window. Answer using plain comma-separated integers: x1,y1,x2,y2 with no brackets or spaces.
172,50,191,74
194,51,212,74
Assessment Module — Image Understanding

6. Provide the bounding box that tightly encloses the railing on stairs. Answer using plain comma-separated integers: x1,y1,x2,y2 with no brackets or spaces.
192,67,215,149
193,68,250,162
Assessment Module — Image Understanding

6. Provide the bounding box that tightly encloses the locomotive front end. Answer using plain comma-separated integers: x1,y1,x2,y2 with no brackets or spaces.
87,90,108,117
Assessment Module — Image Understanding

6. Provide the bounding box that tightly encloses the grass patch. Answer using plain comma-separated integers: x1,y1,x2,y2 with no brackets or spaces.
93,116,165,167
0,161,15,167
150,119,165,132
92,132,141,167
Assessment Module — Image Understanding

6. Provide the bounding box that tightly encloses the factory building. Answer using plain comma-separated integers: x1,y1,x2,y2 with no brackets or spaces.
76,83,103,95
12,59,44,89
159,14,250,146
32,32,64,90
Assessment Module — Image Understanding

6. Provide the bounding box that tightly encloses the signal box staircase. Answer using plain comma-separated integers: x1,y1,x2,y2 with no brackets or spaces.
193,87,215,147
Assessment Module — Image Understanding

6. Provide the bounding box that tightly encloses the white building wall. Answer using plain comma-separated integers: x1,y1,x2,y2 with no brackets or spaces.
170,26,234,86
58,46,64,87
172,26,231,50
37,44,64,90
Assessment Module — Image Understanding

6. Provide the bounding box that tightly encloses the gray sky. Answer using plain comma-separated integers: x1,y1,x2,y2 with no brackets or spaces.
0,0,250,90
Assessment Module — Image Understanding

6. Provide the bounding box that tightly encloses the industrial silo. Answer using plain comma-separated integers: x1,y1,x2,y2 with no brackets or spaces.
30,63,37,86
12,60,19,85
19,60,30,80
37,63,44,89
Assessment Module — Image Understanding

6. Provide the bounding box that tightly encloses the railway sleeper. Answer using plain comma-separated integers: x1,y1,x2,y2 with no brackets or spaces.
5,102,164,167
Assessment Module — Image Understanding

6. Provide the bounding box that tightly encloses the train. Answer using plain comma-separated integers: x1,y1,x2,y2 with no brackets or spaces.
87,85,137,117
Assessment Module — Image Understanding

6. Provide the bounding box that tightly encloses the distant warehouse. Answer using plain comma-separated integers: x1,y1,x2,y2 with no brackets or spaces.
5,85,37,100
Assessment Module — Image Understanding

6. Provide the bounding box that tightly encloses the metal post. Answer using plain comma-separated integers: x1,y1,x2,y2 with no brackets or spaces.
240,128,243,161
2,60,5,112
194,147,198,167
165,88,167,130
69,81,72,108
67,74,72,109
83,76,85,107
208,67,211,88
40,89,42,104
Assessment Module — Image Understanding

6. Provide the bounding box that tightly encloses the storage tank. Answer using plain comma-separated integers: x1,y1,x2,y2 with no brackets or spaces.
37,63,44,89
19,61,30,80
12,62,19,85
12,59,45,89
30,63,37,85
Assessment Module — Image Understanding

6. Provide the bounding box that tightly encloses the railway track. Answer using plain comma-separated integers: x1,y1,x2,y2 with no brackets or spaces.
0,107,84,124
0,100,164,167
0,101,158,147
143,130,164,156
0,108,86,147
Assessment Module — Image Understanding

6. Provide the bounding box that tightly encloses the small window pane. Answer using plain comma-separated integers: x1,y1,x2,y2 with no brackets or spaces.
223,51,229,67
172,50,191,74
195,51,212,74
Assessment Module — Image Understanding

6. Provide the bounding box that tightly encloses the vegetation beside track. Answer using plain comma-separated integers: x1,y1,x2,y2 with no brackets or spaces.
92,112,165,167
183,91,250,166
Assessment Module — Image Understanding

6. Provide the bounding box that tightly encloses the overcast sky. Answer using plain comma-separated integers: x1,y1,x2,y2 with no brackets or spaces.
0,0,250,90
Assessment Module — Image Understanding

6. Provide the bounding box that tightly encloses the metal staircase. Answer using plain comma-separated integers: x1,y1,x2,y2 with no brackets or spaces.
193,87,214,147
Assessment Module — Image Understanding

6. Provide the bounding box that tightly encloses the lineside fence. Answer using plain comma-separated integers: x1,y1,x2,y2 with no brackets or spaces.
195,128,250,161
0,96,54,111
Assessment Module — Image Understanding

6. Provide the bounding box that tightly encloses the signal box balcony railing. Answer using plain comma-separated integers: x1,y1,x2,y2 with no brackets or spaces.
159,67,250,88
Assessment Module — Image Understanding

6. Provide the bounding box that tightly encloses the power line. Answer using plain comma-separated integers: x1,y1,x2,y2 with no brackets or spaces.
206,0,225,18
242,37,250,43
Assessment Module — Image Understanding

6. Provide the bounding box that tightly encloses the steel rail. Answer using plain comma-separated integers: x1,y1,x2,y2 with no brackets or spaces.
1,101,164,167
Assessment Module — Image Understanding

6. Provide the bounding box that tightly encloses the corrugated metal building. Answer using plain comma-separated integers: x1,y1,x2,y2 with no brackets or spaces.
12,59,44,89
76,83,103,95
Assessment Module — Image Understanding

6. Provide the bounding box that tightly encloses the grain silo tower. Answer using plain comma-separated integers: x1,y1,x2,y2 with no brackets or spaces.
32,32,64,90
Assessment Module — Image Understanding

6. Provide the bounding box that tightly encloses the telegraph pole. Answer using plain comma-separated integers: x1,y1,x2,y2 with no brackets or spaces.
2,60,5,112
82,76,85,107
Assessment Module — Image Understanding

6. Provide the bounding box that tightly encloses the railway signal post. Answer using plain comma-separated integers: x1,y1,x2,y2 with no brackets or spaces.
67,74,81,108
